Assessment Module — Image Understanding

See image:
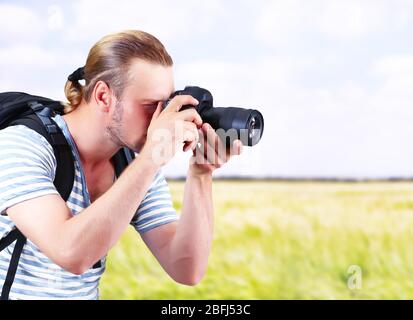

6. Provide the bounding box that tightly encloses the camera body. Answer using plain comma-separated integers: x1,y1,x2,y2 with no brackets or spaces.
165,86,264,147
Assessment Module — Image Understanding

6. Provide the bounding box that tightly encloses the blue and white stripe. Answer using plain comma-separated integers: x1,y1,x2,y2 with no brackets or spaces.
0,114,178,299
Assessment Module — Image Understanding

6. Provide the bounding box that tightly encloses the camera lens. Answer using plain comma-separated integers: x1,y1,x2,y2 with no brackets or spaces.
166,86,264,147
246,111,264,146
201,107,264,146
249,117,256,139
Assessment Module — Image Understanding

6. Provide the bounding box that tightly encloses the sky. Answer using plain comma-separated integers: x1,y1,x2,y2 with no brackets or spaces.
1,0,413,178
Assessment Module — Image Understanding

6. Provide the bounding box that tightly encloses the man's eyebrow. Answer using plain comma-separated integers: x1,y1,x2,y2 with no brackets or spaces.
141,97,165,103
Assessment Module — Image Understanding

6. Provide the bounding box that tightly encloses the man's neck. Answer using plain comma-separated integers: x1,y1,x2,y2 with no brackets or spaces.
62,105,119,169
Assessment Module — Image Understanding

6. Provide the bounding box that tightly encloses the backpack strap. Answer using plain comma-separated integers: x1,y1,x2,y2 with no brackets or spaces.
11,106,75,200
0,229,26,300
111,147,136,177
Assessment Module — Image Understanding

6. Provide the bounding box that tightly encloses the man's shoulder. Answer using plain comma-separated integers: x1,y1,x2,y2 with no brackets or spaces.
0,124,54,152
0,124,57,171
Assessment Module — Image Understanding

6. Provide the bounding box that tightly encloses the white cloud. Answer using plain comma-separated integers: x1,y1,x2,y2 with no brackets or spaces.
254,0,306,44
64,0,226,45
175,57,314,107
254,0,413,46
0,45,58,70
318,0,386,39
372,55,413,77
0,4,45,44
47,4,65,31
369,55,413,113
0,45,85,74
0,44,85,100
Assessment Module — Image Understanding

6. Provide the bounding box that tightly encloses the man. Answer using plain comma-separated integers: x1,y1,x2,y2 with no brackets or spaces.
0,30,242,299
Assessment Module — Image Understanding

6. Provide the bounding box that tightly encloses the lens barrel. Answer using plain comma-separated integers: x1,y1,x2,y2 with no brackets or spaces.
200,107,264,146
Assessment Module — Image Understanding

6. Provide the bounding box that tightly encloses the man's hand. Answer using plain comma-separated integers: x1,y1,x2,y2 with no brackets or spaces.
189,123,243,176
140,95,202,168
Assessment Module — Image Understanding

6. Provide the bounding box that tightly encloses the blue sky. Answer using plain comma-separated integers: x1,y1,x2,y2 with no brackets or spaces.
1,0,413,178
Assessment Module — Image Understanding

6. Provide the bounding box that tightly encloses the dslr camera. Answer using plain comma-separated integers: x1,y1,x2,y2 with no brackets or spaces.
165,86,264,147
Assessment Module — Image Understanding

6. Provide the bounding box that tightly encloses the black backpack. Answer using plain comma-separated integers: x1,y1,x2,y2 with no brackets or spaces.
0,92,135,300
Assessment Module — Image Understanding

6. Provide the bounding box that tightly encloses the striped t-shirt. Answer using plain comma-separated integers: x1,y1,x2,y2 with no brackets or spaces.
0,114,178,300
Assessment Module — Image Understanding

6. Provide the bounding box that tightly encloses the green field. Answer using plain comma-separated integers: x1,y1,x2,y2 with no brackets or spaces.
99,181,413,299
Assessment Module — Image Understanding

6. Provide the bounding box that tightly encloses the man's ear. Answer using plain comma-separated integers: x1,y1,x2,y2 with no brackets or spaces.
92,80,114,113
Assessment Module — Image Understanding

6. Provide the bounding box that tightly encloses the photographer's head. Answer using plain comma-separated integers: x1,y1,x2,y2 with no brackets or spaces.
64,30,174,153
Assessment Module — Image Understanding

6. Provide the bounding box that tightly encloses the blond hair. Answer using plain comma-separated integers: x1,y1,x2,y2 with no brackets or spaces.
64,30,173,114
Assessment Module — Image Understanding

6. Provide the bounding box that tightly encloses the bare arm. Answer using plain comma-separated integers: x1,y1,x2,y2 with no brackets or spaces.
7,155,159,274
141,170,213,285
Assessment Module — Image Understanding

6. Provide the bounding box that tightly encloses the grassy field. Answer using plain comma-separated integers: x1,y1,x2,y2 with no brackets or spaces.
99,181,413,299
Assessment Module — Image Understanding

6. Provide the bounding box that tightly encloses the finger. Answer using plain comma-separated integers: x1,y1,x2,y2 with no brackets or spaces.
196,124,219,165
164,95,199,113
176,108,203,127
183,122,200,152
183,122,199,142
203,123,226,163
187,123,200,151
231,139,243,156
192,131,211,165
183,121,198,131
183,129,197,142
182,131,196,150
195,127,209,155
203,123,242,165
183,141,192,152
223,139,243,162
205,137,218,165
183,136,198,152
192,138,209,165
182,122,199,151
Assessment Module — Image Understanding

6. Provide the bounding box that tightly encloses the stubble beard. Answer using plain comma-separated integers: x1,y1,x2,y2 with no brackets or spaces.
105,101,129,149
